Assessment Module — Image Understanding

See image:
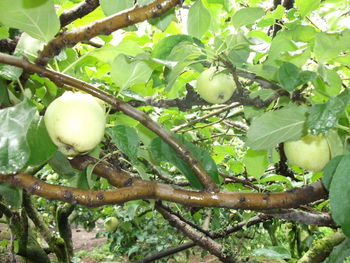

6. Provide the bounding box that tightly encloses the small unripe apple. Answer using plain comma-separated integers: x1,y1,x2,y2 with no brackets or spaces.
284,134,330,172
104,217,118,232
44,91,106,157
196,67,236,104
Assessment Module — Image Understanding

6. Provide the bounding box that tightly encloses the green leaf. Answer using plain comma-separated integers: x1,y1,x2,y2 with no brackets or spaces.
187,0,211,39
149,9,175,31
232,7,265,28
91,41,144,64
252,246,291,259
22,0,49,8
295,0,320,17
227,47,250,67
150,135,219,190
328,238,350,263
307,90,350,135
107,125,140,163
70,168,91,190
246,105,307,150
0,183,22,209
323,155,343,191
291,25,317,42
0,0,59,42
278,62,300,92
152,35,203,60
314,32,343,62
243,149,268,179
0,26,9,39
26,115,57,167
0,79,11,107
327,130,344,159
0,100,36,174
329,154,350,237
48,151,75,177
278,62,316,92
100,0,134,16
111,54,153,90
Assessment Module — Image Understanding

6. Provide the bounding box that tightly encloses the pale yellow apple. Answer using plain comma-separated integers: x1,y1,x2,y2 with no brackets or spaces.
44,91,106,157
196,67,236,104
104,217,118,232
284,134,330,172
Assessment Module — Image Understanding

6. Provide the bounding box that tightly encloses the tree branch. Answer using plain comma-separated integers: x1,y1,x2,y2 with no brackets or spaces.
265,209,337,227
297,231,345,263
59,0,100,27
0,52,218,192
0,156,328,210
37,0,181,66
156,202,237,263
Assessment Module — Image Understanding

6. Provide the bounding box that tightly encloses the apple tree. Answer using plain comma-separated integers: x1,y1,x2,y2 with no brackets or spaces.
0,0,350,262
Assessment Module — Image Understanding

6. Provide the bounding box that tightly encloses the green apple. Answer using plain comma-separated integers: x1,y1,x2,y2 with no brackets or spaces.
44,91,106,157
284,134,330,172
196,67,236,104
104,217,118,232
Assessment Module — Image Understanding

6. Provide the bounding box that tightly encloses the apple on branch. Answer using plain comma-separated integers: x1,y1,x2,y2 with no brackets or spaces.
284,134,330,172
196,67,236,104
44,91,106,157
104,217,119,232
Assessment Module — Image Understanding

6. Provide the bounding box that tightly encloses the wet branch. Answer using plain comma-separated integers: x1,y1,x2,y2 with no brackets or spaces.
0,155,328,210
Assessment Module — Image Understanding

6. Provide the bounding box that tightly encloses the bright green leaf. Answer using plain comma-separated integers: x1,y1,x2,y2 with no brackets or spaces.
278,62,301,92
232,7,264,28
0,0,59,42
295,0,320,17
0,183,22,209
187,0,211,39
107,125,140,163
246,105,308,150
150,135,219,190
329,154,350,237
243,149,268,179
323,155,343,191
152,35,203,60
0,100,36,174
100,0,134,16
307,89,350,135
111,54,153,90
26,115,57,167
328,238,350,263
252,246,291,259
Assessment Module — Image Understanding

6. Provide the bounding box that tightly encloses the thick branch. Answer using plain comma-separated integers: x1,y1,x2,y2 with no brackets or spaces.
0,52,218,192
0,156,327,210
60,0,100,27
265,209,337,227
37,0,181,65
297,231,345,263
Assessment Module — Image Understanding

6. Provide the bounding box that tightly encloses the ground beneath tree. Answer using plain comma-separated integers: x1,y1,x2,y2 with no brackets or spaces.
1,222,221,262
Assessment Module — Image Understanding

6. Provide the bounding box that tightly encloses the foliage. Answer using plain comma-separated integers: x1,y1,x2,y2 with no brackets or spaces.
0,0,350,262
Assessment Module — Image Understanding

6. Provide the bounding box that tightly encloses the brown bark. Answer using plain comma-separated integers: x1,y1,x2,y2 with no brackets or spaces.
60,0,100,27
0,156,327,210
